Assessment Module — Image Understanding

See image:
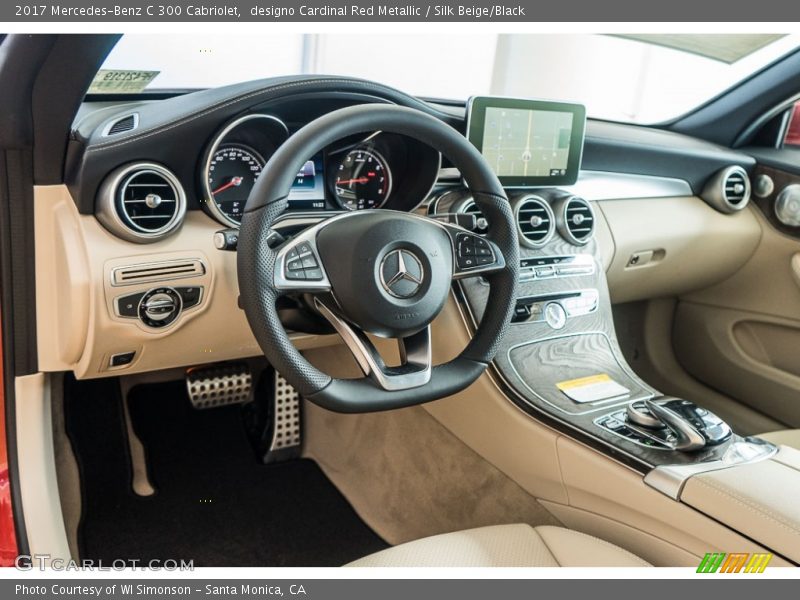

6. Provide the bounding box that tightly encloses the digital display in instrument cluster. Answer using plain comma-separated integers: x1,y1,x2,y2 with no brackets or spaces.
287,153,326,210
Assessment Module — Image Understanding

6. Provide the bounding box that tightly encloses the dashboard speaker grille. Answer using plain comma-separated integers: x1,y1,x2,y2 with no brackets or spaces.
105,113,138,136
563,197,595,245
515,195,554,247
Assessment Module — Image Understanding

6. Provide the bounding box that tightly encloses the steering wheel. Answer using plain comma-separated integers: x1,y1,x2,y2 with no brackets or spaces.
237,104,519,412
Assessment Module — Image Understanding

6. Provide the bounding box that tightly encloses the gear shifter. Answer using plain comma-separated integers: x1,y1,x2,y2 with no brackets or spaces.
623,398,732,452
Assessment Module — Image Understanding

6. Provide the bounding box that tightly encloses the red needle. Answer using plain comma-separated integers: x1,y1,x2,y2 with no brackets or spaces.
337,177,370,185
212,176,243,195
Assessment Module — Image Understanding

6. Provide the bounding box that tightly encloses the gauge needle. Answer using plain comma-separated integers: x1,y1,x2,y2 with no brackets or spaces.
212,176,244,195
337,177,371,185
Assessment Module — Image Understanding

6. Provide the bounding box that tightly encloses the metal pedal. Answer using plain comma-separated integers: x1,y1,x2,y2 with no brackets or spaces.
265,372,302,462
186,363,252,409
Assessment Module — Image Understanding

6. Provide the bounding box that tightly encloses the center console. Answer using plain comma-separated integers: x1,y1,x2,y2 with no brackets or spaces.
435,95,780,502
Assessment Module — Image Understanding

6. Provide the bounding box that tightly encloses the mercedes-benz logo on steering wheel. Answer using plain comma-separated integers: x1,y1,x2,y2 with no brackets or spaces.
380,249,425,299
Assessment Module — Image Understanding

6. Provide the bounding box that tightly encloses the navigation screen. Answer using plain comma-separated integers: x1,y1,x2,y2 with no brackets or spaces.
467,97,586,187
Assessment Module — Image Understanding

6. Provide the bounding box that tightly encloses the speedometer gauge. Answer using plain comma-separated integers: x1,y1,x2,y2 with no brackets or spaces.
206,144,265,225
332,149,392,210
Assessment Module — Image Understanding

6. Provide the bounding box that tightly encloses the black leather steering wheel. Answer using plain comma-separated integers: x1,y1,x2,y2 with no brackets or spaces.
237,104,518,412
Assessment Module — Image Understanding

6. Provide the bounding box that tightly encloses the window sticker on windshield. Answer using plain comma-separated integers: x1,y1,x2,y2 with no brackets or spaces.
88,70,161,94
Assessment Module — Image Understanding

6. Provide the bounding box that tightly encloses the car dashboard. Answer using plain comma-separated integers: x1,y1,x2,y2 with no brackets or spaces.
40,74,761,402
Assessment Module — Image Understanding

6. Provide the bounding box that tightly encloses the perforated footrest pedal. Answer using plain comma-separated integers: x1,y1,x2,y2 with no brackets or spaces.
186,363,252,409
265,372,302,462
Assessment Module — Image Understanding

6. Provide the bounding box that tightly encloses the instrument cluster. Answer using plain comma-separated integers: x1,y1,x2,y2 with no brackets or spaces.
200,113,441,227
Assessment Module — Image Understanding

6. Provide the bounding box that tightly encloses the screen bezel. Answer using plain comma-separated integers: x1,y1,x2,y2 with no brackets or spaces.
466,96,586,187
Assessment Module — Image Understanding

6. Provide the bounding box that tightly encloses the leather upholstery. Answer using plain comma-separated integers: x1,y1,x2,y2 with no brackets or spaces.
346,524,650,567
758,429,800,449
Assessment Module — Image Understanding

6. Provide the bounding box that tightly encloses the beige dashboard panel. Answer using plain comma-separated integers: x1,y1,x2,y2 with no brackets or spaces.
599,196,761,304
34,185,338,379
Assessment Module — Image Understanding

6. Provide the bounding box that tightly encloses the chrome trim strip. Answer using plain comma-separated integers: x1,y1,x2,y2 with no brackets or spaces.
437,169,693,201
644,438,778,500
560,170,693,201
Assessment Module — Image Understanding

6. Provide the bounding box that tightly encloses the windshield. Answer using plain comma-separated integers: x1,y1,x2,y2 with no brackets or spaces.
97,33,800,124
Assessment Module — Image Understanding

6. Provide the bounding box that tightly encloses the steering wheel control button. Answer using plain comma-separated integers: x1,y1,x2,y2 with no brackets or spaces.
286,257,304,272
456,232,495,270
116,291,146,318
543,302,567,330
281,241,326,283
380,249,424,299
300,254,318,269
176,286,203,309
138,287,182,328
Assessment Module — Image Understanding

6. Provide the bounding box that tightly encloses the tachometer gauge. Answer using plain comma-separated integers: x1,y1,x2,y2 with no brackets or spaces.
206,144,265,225
332,148,392,210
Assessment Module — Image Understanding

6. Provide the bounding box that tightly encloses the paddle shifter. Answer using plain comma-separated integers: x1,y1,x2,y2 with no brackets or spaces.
625,398,732,451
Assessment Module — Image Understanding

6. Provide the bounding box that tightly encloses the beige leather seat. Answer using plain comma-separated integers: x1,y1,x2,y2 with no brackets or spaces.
758,430,800,449
347,524,650,567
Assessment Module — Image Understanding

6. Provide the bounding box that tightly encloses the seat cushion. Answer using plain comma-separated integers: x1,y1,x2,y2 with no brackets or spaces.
345,524,650,567
758,429,800,449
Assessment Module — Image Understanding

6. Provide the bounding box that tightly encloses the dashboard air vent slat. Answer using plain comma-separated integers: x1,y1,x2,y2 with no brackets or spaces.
111,259,206,286
514,195,554,248
97,162,187,244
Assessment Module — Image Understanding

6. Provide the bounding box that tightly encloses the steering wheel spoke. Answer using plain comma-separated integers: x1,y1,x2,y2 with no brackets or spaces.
313,296,432,391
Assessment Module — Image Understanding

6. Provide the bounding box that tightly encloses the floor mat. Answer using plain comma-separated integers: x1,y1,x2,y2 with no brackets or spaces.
65,377,387,567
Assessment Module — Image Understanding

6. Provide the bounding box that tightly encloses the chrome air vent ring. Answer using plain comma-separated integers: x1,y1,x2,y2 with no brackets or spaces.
96,162,187,244
701,165,751,214
555,195,595,245
513,194,555,248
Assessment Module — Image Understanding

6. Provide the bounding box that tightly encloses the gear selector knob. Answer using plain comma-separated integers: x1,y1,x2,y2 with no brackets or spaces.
642,398,732,452
626,400,665,429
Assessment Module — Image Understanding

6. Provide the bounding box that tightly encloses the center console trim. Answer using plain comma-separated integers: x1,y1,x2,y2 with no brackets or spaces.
643,437,778,500
506,330,656,416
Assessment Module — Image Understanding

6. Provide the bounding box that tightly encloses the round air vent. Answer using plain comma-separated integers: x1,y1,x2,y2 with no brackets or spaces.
555,196,595,245
701,166,751,214
97,163,187,243
513,195,554,248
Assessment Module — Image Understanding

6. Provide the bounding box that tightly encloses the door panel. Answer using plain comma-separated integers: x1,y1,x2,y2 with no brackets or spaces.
675,165,800,428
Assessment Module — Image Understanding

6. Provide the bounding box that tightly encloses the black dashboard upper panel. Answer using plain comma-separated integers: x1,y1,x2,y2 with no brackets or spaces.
71,75,760,217
68,75,461,214
581,120,756,193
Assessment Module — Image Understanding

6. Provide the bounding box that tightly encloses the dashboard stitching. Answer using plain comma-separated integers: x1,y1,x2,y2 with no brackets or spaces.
86,78,450,153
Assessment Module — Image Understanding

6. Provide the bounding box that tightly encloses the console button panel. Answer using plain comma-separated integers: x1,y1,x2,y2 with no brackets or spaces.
520,254,595,282
512,289,599,325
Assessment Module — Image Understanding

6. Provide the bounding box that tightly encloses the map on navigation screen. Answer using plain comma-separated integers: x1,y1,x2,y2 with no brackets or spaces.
481,107,574,178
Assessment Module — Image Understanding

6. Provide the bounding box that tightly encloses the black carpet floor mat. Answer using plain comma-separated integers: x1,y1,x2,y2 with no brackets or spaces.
65,377,387,567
